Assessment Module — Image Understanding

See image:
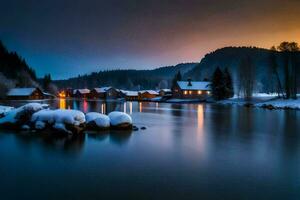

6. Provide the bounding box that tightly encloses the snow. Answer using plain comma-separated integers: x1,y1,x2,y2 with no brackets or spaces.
32,109,86,126
7,88,37,96
217,93,300,110
35,121,46,130
256,98,300,109
74,89,90,94
108,111,132,126
93,87,112,93
121,90,138,96
86,112,110,128
139,90,159,95
0,105,14,115
31,109,85,133
159,89,171,93
0,103,48,124
21,125,30,130
177,81,210,91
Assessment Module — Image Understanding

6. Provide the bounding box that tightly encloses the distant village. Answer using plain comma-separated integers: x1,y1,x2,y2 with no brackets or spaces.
4,79,211,102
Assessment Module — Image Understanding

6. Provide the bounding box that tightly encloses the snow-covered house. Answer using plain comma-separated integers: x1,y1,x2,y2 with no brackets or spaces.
138,90,159,100
89,87,120,99
120,90,139,101
73,89,90,99
6,87,44,100
172,79,211,99
159,89,172,97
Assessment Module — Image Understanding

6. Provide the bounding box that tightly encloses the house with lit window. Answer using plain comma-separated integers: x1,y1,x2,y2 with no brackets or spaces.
172,79,211,99
138,90,159,100
119,90,139,101
58,88,73,98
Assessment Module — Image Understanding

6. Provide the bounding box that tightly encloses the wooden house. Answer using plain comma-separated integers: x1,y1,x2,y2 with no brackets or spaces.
120,90,139,101
159,89,172,97
172,80,211,99
6,87,44,100
89,87,107,99
138,90,159,100
105,87,120,99
58,88,73,98
73,89,90,99
89,87,120,99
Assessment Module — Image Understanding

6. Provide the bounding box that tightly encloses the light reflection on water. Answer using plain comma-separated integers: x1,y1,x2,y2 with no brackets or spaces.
0,99,299,199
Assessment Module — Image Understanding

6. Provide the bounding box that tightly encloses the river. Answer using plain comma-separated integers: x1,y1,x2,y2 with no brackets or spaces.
0,99,299,199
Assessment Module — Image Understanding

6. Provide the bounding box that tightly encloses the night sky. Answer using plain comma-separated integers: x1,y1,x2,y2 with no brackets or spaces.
0,0,299,79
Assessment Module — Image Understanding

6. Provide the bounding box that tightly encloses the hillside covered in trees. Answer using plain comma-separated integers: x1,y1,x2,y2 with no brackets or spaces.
54,63,197,90
185,46,300,97
0,41,38,97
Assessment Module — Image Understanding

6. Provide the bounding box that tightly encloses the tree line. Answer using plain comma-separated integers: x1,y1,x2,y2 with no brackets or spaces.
0,40,38,98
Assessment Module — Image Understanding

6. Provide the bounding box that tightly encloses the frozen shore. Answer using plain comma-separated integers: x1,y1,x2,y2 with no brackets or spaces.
218,94,300,110
0,103,134,133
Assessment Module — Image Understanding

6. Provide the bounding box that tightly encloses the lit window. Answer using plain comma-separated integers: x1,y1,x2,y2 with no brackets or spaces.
189,91,192,95
184,91,187,95
198,90,202,95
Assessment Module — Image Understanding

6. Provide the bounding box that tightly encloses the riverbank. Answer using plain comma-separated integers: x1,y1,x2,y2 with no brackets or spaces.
218,94,300,110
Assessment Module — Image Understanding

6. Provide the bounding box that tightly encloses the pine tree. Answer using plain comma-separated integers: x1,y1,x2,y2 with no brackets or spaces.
223,68,234,98
211,67,225,100
172,71,182,88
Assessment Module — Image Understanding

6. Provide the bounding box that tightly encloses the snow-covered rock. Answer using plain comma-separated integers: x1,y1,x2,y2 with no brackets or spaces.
0,103,48,129
85,112,110,130
0,105,14,117
31,109,86,134
108,111,132,129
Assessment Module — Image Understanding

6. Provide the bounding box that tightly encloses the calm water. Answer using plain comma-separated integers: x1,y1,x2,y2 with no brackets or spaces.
0,99,300,199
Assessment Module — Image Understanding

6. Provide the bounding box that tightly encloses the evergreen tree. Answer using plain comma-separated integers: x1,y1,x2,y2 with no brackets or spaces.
172,71,182,88
223,68,234,98
211,67,225,100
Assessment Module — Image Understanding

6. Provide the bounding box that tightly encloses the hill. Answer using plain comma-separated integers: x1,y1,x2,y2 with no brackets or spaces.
185,46,300,93
54,63,197,90
0,41,38,97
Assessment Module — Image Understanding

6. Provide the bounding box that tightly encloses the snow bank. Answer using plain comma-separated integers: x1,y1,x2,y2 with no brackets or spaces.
31,109,86,133
108,111,132,129
256,98,300,110
0,105,14,116
86,112,110,129
0,103,48,127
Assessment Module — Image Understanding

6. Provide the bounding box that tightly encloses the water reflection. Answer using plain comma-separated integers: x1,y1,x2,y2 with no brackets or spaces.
14,132,86,155
0,100,300,199
59,99,66,110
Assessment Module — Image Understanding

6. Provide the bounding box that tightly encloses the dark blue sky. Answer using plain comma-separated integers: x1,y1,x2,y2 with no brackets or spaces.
1,0,299,79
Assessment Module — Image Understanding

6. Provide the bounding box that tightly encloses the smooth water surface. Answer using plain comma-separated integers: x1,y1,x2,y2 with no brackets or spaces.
0,99,299,199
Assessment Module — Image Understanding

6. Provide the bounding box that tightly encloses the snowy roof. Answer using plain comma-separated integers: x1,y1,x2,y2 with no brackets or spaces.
93,87,112,93
75,89,90,94
159,89,171,92
121,90,138,96
7,88,38,96
139,90,159,95
177,81,211,91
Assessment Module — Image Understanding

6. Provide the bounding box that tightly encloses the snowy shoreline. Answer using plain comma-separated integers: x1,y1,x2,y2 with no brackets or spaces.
218,94,300,110
0,103,134,134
